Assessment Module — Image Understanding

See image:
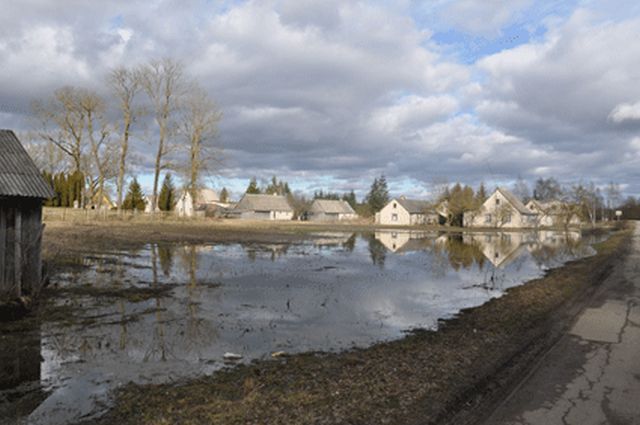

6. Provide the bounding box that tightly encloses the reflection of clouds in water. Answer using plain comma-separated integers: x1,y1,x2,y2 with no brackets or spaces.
12,230,600,424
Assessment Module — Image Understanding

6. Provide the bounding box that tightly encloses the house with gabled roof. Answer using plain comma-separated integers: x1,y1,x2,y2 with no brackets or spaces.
375,196,440,226
307,199,358,222
0,130,54,300
525,199,583,228
175,188,226,217
463,187,537,228
230,193,293,221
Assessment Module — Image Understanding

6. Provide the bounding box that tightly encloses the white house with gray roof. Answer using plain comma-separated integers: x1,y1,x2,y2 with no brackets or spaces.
308,199,358,222
463,187,537,228
376,197,440,225
230,194,293,221
525,199,583,228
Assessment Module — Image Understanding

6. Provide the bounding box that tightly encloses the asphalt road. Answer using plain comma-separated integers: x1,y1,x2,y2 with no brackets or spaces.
482,223,640,425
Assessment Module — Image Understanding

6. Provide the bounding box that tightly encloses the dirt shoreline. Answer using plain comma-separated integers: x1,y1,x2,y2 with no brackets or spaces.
50,223,629,425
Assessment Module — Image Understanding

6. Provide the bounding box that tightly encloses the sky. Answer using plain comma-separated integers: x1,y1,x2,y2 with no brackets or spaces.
1,0,640,200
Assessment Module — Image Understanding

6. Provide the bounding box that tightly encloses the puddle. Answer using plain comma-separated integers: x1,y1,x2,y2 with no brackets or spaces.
0,229,606,424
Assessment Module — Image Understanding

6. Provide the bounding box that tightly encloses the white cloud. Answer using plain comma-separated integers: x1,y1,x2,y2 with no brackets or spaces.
609,101,640,123
368,95,458,134
476,9,640,150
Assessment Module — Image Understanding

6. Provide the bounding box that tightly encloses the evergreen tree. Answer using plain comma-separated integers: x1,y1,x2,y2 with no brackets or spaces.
365,175,390,213
123,178,146,211
476,182,487,204
158,173,175,211
220,187,229,202
266,176,279,194
342,190,357,209
245,177,260,194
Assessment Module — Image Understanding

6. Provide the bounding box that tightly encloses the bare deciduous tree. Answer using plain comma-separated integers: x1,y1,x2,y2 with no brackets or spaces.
22,131,69,174
33,87,115,207
139,58,185,212
32,86,87,174
109,66,142,211
179,86,222,198
80,91,114,209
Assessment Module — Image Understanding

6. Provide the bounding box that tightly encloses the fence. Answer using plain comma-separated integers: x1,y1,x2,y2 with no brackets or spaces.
42,207,207,223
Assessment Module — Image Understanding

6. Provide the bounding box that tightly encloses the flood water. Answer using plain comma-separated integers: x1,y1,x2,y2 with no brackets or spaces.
1,230,607,424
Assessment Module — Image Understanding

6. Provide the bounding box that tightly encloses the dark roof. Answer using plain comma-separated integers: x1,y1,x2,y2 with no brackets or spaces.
395,198,434,214
0,130,54,199
496,187,534,215
310,199,356,215
234,194,293,212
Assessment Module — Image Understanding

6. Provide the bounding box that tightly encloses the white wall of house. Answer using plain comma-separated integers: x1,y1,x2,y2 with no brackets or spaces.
377,199,411,225
273,210,293,220
176,192,194,217
238,210,293,221
309,212,358,222
525,201,583,228
464,190,536,228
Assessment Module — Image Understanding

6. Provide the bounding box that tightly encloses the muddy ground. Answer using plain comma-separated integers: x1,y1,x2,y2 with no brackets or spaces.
24,223,624,425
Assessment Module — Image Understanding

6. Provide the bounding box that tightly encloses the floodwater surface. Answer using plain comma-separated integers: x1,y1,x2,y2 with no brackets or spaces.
0,230,606,424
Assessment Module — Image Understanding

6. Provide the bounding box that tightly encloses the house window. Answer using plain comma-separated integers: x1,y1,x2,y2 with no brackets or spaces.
495,198,500,205
392,213,398,221
393,203,397,209
485,214,492,223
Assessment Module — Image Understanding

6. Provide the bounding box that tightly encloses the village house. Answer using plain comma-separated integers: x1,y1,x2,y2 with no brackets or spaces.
0,130,54,301
230,193,294,220
175,188,226,217
375,197,440,226
307,199,358,222
525,199,583,228
463,187,537,229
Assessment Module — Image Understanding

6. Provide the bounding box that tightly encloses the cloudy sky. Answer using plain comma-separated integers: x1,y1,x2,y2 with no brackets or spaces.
1,0,640,199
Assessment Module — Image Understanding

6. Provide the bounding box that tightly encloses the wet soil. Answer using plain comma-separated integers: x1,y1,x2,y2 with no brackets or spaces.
71,227,630,425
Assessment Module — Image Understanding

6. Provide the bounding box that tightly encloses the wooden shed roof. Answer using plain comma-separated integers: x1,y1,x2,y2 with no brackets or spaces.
310,199,356,215
234,194,293,212
0,130,54,199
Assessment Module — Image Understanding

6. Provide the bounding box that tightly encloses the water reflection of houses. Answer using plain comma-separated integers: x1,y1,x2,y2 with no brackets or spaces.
463,233,532,268
244,244,290,262
374,231,435,253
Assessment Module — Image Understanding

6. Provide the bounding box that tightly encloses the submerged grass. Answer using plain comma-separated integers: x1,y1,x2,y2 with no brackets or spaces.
84,226,631,425
55,284,175,304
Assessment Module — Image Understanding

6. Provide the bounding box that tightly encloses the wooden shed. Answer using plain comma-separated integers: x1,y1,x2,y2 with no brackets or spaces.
0,130,54,301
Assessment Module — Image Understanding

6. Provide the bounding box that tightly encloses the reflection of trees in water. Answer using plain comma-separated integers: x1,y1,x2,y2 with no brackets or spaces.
480,266,506,292
342,233,357,252
157,245,174,277
529,231,586,268
367,236,386,268
176,246,218,356
434,234,486,271
145,244,170,362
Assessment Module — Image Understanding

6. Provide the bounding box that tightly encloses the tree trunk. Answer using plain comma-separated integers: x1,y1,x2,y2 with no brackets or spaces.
117,117,131,212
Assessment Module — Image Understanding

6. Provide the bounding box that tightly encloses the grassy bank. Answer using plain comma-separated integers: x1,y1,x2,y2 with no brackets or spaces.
83,226,631,425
